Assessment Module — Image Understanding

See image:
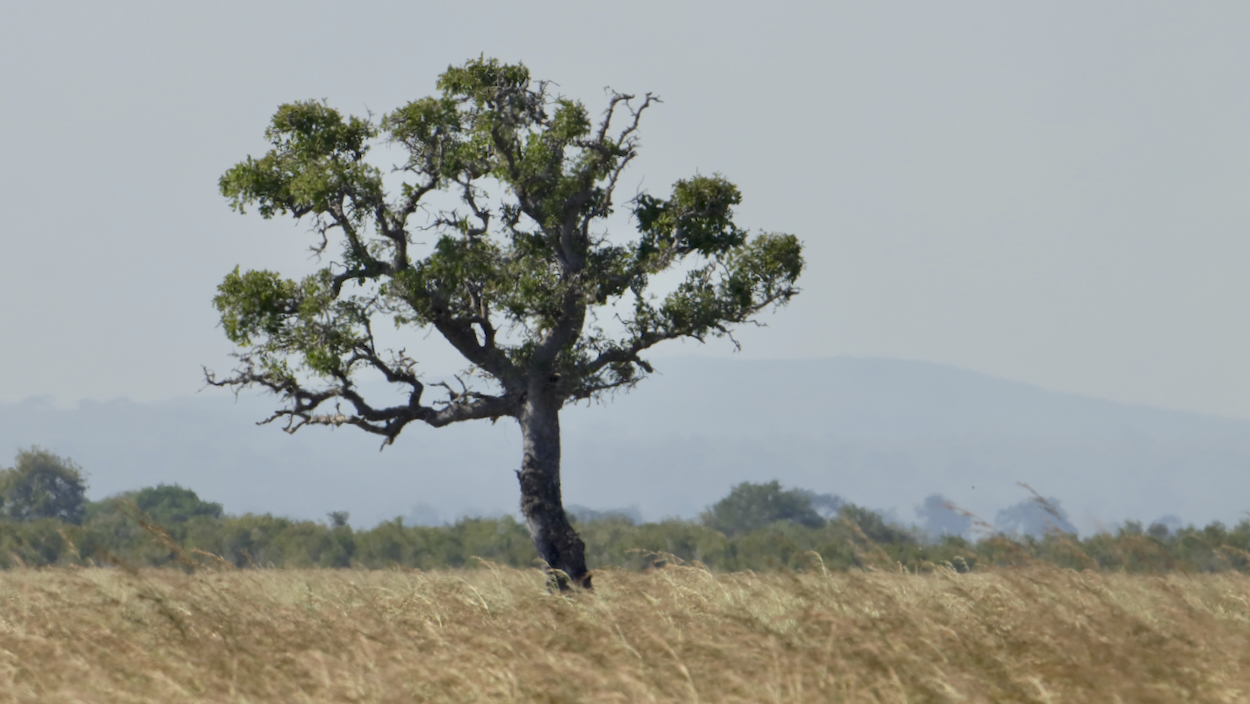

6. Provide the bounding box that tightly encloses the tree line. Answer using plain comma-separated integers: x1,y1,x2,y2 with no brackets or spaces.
1,448,1247,574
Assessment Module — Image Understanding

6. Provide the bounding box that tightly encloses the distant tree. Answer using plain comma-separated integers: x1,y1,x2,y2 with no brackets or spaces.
798,490,846,519
0,447,88,524
207,57,803,589
702,481,825,537
838,503,918,545
1148,514,1183,539
916,493,972,538
133,484,224,525
995,494,1077,538
566,504,642,525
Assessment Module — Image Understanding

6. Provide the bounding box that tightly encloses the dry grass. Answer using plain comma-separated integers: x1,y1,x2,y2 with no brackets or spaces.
2,563,1250,702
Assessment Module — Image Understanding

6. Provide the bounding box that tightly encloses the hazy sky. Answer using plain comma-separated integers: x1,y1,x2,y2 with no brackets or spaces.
3,1,1249,419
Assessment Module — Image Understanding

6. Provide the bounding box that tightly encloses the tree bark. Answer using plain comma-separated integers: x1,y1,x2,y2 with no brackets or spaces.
516,390,591,590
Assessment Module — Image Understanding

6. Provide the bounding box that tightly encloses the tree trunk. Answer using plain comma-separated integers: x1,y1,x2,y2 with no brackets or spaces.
516,392,591,590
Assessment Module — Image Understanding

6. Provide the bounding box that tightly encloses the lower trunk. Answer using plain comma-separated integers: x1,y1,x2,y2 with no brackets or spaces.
516,394,591,590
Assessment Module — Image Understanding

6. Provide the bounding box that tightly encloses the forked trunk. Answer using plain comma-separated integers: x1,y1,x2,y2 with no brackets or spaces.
516,393,591,590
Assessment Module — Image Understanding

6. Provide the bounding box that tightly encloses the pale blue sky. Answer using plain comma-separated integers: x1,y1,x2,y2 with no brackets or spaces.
3,1,1249,419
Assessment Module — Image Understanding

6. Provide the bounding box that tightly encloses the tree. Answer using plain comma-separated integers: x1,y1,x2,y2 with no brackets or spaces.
837,504,916,546
701,481,825,537
132,484,224,524
916,493,972,538
0,447,88,524
798,490,847,519
208,57,803,588
995,495,1077,538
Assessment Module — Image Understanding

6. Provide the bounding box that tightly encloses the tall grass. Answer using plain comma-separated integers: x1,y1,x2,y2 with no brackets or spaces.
3,563,1250,702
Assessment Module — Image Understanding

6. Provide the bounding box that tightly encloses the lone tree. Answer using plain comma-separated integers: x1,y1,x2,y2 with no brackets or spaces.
209,57,803,588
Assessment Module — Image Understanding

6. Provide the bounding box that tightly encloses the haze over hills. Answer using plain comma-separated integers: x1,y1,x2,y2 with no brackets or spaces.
1,357,1246,533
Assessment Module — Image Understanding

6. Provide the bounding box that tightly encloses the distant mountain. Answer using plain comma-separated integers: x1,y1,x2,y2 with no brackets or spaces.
560,357,1250,532
1,357,1247,531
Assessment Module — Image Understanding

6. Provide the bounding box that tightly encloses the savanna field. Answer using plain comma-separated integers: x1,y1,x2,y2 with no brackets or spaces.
6,464,1250,701
4,563,1250,703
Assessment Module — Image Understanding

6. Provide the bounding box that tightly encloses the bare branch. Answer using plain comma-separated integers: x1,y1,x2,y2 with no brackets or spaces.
205,355,517,448
616,92,658,146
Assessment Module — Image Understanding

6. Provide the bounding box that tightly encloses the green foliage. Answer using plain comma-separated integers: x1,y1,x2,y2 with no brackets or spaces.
8,504,1250,575
701,480,826,537
0,448,88,524
353,516,536,569
634,176,747,256
219,101,380,220
80,484,226,560
0,518,80,568
839,504,917,546
133,484,224,524
210,56,804,440
8,473,1250,577
212,266,361,378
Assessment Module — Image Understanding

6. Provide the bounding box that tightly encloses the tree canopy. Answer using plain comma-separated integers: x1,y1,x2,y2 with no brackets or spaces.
132,484,224,525
701,481,826,537
0,447,88,524
210,57,802,442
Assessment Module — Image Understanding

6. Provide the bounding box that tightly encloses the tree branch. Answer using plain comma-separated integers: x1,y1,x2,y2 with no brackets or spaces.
581,278,799,380
205,355,516,448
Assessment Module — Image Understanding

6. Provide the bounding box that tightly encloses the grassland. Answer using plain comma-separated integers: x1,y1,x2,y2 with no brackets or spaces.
2,564,1250,702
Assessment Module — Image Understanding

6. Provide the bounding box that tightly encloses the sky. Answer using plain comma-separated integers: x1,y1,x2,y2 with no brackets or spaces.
3,1,1249,420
